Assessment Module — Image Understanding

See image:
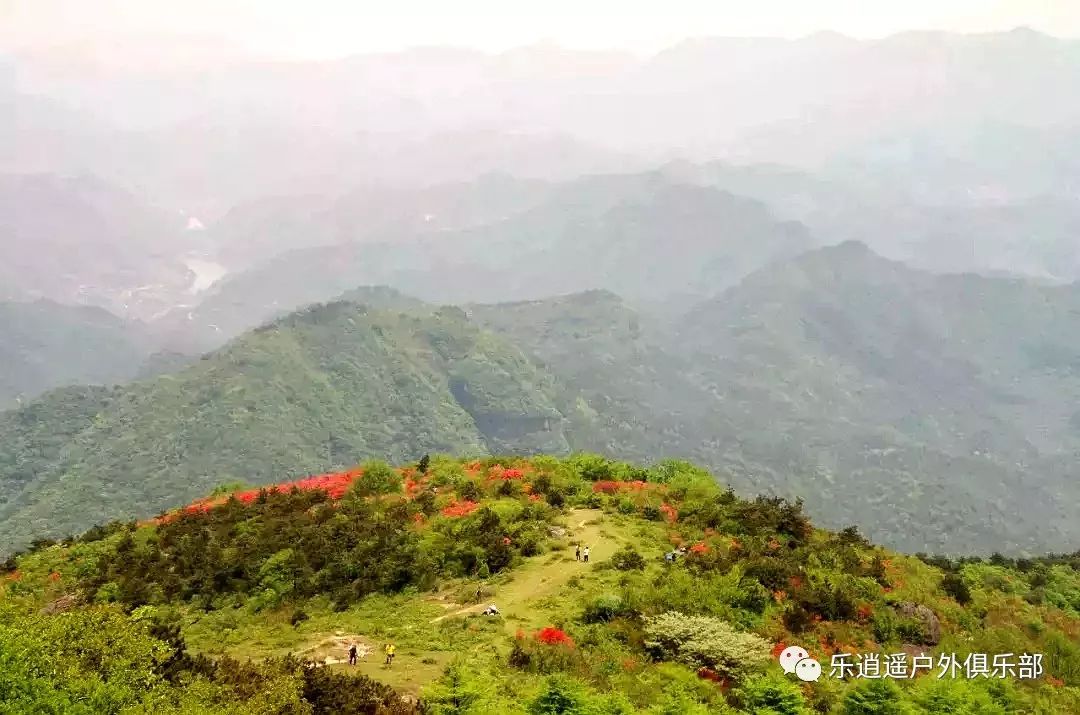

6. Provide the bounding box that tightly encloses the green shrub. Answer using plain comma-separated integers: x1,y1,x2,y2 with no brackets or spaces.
643,611,771,679
733,672,809,715
353,459,404,496
843,678,913,714
611,545,646,571
943,572,972,604
529,675,591,715
582,595,629,624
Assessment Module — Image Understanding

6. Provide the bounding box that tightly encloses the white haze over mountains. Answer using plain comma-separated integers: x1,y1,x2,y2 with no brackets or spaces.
2,19,1080,322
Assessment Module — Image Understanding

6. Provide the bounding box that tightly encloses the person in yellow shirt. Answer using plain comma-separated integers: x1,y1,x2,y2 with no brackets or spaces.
384,642,396,666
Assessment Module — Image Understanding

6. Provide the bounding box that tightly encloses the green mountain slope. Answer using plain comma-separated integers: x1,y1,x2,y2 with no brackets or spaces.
677,241,1080,554
0,302,583,552
9,243,1080,556
470,250,1080,555
4,456,1078,713
0,300,158,408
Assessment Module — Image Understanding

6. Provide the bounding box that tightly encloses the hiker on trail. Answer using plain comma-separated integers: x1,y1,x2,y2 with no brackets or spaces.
348,643,358,666
384,642,396,666
583,546,590,563
575,544,581,561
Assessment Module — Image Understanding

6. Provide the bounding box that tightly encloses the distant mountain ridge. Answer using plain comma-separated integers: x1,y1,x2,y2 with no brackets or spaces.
0,299,160,408
0,173,195,319
0,301,589,551
5,243,1080,556
160,172,815,350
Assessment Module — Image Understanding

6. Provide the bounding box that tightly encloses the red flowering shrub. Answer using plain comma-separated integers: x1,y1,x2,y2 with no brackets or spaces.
659,503,678,523
592,480,622,494
487,464,528,480
689,542,710,555
697,667,724,683
510,626,577,672
535,627,575,648
162,469,370,522
441,499,480,518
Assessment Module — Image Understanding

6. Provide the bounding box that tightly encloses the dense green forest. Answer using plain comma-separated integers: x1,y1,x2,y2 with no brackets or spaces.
0,299,157,408
3,455,1078,713
0,302,581,552
6,243,1080,554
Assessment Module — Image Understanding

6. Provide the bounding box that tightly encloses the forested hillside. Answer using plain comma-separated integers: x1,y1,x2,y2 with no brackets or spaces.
0,302,589,552
675,242,1080,554
0,299,158,408
8,243,1080,555
3,456,1078,713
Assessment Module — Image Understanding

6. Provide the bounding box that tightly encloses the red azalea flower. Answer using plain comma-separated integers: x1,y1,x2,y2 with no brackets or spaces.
535,627,574,647
441,499,480,518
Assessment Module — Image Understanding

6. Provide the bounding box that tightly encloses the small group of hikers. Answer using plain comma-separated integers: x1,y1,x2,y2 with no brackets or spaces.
574,544,591,563
346,642,395,667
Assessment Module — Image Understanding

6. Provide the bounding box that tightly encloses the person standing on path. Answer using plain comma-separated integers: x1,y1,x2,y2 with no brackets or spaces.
575,544,581,561
583,545,590,563
384,642,396,666
348,643,358,666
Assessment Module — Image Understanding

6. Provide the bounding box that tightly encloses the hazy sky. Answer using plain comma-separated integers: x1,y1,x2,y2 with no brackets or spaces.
4,0,1079,63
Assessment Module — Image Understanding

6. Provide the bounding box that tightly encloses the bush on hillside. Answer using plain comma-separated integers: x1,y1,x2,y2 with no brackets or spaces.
942,572,972,605
581,594,630,624
842,678,911,715
643,611,771,678
611,545,646,571
352,459,404,497
733,673,809,715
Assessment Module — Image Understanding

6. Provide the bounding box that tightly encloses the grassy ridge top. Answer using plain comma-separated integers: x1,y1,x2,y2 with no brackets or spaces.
4,455,1078,713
